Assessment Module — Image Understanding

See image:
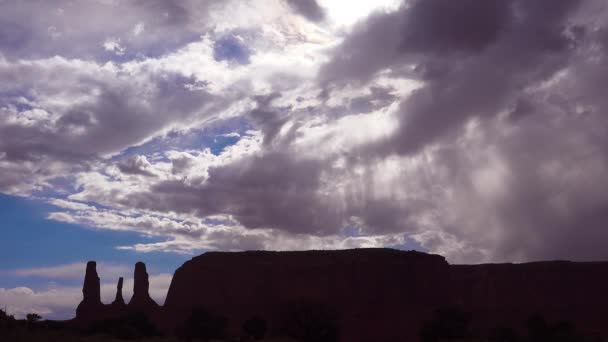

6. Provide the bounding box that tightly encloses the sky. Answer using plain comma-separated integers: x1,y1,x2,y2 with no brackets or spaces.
1,0,608,319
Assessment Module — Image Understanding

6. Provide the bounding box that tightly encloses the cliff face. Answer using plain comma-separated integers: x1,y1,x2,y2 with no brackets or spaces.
450,261,608,336
163,249,608,341
74,250,608,341
163,249,450,341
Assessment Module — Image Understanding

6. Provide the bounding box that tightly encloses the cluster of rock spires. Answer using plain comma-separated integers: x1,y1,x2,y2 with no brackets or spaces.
74,249,608,341
75,261,159,324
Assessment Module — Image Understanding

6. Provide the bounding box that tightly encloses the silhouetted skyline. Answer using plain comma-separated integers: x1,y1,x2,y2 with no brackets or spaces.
2,0,608,322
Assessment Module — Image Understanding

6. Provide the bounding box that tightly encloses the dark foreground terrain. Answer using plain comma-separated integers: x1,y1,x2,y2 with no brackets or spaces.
0,306,602,342
3,248,608,341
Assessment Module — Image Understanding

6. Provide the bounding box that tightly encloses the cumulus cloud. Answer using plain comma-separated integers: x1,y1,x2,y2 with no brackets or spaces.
3,0,608,265
10,262,130,280
284,0,326,22
314,0,608,262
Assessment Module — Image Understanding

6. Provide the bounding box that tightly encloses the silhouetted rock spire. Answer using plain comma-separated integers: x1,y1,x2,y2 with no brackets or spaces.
128,261,159,312
112,277,125,307
83,261,101,302
76,261,104,319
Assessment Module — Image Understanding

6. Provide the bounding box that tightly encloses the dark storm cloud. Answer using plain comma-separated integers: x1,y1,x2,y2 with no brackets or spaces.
248,94,292,146
319,0,585,157
316,0,608,262
284,0,325,22
400,0,511,54
103,0,603,258
322,0,580,155
121,151,345,236
6,0,608,263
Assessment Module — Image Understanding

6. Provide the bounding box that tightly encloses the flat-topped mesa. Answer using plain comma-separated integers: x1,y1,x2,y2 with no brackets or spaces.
75,261,105,319
128,261,159,313
162,249,450,341
111,277,126,307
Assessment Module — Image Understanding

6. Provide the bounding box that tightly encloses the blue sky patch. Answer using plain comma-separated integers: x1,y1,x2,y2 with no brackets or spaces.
0,193,188,289
213,34,251,65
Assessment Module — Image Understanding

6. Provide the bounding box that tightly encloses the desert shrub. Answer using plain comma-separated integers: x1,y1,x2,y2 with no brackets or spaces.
180,307,228,342
242,315,267,340
279,299,339,342
87,312,160,339
489,326,521,342
420,306,472,342
525,315,592,342
26,313,41,323
0,308,17,332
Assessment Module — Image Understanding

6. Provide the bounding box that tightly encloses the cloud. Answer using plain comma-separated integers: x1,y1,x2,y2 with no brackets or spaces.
0,0,214,61
0,54,223,194
284,0,326,22
10,262,130,281
4,0,608,265
117,156,157,177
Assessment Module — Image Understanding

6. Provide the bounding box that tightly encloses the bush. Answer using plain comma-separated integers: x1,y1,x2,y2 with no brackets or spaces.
525,315,589,342
420,306,472,342
279,299,340,342
0,308,16,331
242,316,267,340
26,313,42,323
87,312,160,339
180,307,228,342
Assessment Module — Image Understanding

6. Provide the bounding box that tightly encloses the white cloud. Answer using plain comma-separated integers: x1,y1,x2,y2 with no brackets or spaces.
11,263,130,281
103,37,126,55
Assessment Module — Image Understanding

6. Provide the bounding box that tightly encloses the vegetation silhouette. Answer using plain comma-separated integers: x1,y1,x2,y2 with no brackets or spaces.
522,314,596,342
86,312,161,340
420,306,473,342
418,308,601,342
26,312,42,323
279,299,340,342
0,308,16,331
179,306,228,341
242,315,268,340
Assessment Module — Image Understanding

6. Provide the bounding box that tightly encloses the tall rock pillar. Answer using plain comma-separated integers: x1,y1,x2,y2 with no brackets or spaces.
128,262,159,313
111,277,126,307
76,261,105,319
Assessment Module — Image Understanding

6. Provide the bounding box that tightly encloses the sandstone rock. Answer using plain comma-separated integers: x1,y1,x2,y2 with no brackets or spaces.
450,261,608,337
73,249,608,341
111,277,126,308
128,261,159,313
162,249,608,341
75,261,105,320
162,249,450,341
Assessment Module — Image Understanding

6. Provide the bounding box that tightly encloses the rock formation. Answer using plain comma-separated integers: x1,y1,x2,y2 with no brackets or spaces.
75,261,159,325
450,262,608,337
111,277,126,309
75,261,105,320
73,249,608,341
162,249,608,341
127,262,159,313
163,249,450,341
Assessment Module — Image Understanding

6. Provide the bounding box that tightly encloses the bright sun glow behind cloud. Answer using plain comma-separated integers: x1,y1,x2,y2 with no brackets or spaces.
320,0,403,28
